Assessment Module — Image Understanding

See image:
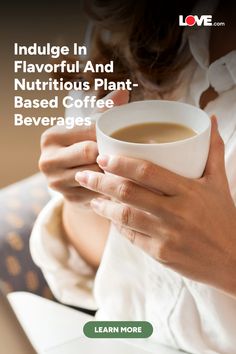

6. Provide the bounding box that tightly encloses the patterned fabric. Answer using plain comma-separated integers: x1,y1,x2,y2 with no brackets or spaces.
0,174,53,299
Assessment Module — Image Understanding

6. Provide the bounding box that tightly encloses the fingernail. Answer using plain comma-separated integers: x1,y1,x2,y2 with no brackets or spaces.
75,171,89,185
91,198,104,210
104,90,117,99
97,155,109,168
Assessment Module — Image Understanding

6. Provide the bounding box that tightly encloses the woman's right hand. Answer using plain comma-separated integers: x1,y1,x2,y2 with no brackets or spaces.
39,90,129,209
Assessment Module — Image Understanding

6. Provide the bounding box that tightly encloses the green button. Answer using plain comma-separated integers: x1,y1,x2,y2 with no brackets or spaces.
83,321,153,338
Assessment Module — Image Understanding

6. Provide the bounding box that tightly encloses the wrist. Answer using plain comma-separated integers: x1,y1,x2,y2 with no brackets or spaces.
222,261,236,298
64,196,94,211
215,241,236,298
62,198,110,269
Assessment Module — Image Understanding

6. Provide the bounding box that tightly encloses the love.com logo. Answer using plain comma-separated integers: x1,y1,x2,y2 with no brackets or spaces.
179,15,225,27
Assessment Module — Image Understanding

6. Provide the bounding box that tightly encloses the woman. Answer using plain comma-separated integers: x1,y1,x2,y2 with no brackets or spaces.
31,0,236,353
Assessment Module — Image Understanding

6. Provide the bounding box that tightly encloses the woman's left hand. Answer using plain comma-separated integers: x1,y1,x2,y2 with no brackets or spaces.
75,117,236,297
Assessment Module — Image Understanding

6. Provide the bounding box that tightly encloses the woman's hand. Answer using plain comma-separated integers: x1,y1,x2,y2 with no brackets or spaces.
39,90,129,208
75,117,236,296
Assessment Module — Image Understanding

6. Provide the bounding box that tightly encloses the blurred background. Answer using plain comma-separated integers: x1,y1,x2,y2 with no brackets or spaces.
0,2,86,187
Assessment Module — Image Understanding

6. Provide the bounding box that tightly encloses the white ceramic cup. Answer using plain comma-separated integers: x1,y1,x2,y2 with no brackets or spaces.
96,100,211,178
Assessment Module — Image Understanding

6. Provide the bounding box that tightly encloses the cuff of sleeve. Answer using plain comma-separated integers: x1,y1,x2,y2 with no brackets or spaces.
30,195,97,310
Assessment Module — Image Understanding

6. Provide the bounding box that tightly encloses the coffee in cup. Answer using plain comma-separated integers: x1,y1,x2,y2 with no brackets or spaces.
96,100,211,178
110,122,197,144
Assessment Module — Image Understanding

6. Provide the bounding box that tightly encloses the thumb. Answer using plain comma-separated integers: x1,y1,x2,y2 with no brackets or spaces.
94,90,130,115
204,115,226,178
107,89,130,107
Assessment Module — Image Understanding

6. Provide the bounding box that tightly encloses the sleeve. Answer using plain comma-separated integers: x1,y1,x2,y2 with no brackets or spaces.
226,129,236,204
29,195,97,310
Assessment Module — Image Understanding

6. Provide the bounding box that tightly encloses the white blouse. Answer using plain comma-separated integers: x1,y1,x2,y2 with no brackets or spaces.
30,26,236,354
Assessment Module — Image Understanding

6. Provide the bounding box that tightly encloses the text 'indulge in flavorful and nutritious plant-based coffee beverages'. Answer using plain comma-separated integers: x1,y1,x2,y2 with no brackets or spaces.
111,122,196,144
